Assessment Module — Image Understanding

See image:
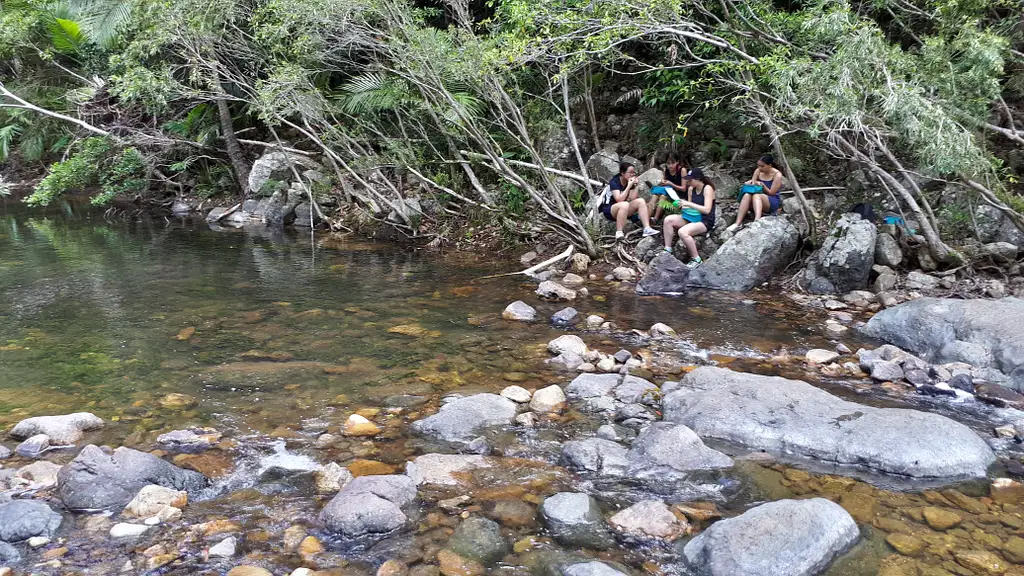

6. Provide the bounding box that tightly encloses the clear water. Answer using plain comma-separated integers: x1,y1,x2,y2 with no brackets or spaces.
0,198,1012,576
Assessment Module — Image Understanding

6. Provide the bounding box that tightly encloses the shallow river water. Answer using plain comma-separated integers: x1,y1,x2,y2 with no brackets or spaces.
0,199,1020,576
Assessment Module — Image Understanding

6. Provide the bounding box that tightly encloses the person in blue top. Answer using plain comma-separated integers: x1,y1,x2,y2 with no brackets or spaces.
727,154,784,232
662,168,716,268
601,162,659,240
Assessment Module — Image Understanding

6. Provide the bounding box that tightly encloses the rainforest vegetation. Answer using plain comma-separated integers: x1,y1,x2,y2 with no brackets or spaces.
1,0,1023,257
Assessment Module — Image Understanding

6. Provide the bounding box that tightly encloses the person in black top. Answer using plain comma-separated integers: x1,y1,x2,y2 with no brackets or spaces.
648,152,688,223
600,162,659,240
662,168,716,268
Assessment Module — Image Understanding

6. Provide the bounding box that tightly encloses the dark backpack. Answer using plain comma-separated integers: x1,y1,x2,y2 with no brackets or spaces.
848,203,876,222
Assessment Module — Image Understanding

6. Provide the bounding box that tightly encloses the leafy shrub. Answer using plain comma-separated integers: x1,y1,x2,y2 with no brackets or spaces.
25,137,148,206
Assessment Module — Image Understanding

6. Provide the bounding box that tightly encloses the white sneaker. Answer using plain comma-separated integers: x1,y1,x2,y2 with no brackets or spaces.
642,227,659,237
685,257,703,269
726,223,740,233
615,231,624,240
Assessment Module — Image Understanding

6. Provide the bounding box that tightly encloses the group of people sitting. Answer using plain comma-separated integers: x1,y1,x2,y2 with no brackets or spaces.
597,152,785,268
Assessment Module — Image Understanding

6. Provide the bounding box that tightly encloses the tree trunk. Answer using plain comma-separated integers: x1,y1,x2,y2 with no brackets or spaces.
562,73,595,201
216,98,250,194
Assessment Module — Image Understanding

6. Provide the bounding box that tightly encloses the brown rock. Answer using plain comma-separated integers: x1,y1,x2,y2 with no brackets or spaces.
944,490,990,515
409,566,440,576
485,500,535,528
42,547,68,560
1003,536,1024,563
198,519,243,536
840,492,878,523
159,393,197,409
993,479,1024,506
147,554,179,570
348,460,397,476
227,568,274,576
874,517,915,534
972,529,1004,550
887,533,926,557
175,327,196,341
173,452,235,478
343,414,382,436
955,550,1009,574
672,502,722,523
924,507,964,531
437,549,484,576
299,535,324,556
283,525,307,551
378,560,410,576
975,384,1024,409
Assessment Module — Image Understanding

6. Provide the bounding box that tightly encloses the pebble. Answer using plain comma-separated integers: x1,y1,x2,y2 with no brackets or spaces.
27,537,49,548
806,349,840,364
515,413,537,428
209,537,237,558
500,386,532,403
299,535,323,556
110,523,150,538
159,393,197,409
343,414,381,436
378,560,410,576
437,549,484,576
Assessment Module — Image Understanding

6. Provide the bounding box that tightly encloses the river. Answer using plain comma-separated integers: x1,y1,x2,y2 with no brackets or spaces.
0,198,1017,576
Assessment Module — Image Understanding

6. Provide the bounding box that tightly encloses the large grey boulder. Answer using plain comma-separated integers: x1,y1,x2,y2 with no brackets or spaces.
687,216,800,291
411,394,517,444
0,541,20,563
0,499,62,542
975,204,1024,246
637,252,692,295
664,367,995,479
683,498,858,576
9,413,103,445
57,445,207,510
805,214,877,293
540,492,615,549
319,475,416,537
862,297,1024,390
562,438,629,476
625,423,733,480
586,150,620,184
247,149,321,195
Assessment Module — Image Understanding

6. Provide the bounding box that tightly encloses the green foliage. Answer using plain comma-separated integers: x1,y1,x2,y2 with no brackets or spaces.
25,137,148,206
499,182,529,216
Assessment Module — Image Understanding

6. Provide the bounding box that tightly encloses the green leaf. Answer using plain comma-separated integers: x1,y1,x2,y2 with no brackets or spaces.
48,16,87,53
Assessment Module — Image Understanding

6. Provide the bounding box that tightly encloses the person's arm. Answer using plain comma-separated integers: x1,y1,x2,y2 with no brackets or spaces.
746,168,760,185
627,177,639,200
611,180,628,203
766,172,783,196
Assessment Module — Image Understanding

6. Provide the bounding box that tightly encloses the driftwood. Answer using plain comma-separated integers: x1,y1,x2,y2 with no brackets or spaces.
474,245,575,281
209,203,241,222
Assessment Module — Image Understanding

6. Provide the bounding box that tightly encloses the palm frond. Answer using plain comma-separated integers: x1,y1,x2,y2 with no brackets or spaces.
613,88,643,106
72,0,131,48
46,16,88,53
0,125,23,162
338,73,411,114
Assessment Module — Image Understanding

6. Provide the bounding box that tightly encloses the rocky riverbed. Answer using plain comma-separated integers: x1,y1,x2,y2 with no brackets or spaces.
4,205,1024,576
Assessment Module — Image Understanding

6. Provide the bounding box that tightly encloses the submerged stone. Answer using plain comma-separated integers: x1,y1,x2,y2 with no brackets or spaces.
0,499,62,542
540,492,615,550
9,412,103,445
319,475,416,538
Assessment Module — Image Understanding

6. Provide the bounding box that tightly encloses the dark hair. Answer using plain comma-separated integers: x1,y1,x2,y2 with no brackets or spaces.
686,168,714,189
618,162,635,175
759,154,775,167
666,151,681,164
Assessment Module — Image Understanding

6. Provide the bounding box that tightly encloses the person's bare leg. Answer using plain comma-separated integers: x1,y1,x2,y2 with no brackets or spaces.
753,194,766,221
611,202,629,232
679,223,707,259
631,198,651,228
663,215,683,249
735,195,752,226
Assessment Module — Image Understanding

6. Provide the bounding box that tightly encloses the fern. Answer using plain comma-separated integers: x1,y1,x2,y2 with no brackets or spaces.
613,88,643,106
68,0,131,48
339,73,411,114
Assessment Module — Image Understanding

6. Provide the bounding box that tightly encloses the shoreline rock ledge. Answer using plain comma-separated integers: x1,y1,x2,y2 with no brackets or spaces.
862,297,1024,390
664,367,995,479
683,498,859,576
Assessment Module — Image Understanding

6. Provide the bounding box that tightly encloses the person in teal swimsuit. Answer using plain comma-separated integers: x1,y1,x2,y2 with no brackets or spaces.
648,152,687,224
727,154,784,232
662,168,716,268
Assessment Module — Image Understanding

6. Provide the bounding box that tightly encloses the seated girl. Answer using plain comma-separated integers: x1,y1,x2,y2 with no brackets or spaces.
727,154,783,231
601,162,659,240
662,168,716,268
648,152,687,223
